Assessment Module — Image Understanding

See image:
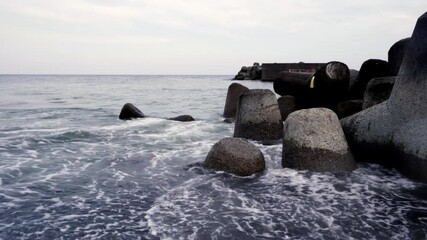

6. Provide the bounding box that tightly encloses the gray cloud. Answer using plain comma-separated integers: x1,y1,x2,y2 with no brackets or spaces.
0,0,426,74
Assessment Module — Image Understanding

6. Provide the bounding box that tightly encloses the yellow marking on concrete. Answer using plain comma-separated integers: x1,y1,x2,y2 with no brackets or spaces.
310,76,315,89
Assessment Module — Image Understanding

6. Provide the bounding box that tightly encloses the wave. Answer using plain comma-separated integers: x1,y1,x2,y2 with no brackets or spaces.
146,163,424,239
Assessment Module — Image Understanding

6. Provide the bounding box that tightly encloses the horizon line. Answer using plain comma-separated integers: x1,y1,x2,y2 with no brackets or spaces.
0,73,235,76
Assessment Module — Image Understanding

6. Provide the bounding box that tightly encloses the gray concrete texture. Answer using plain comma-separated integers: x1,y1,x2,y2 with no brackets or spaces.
234,89,283,141
204,137,265,176
283,108,356,172
341,12,427,182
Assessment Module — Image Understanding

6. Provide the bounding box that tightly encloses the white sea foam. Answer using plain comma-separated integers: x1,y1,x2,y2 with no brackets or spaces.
0,75,425,239
146,158,427,239
34,205,45,212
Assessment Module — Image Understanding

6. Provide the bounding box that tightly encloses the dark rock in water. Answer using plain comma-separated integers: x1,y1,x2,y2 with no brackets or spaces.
223,83,249,118
234,75,245,80
362,77,395,109
223,118,234,123
168,115,195,122
341,12,427,182
234,66,249,80
119,103,145,120
336,100,363,119
233,63,262,80
234,89,283,141
249,63,262,80
277,95,296,121
351,59,390,99
389,37,411,76
283,108,356,172
203,137,265,176
237,66,250,80
273,71,312,97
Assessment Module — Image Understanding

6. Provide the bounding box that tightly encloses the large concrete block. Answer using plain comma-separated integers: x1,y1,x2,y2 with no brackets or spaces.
204,137,265,176
223,83,249,118
342,12,427,182
283,108,356,172
234,89,283,141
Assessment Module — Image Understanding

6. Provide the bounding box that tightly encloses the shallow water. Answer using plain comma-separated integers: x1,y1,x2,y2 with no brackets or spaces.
0,75,426,239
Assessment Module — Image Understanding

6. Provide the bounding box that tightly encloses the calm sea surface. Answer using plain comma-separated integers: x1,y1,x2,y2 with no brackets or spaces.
0,75,426,239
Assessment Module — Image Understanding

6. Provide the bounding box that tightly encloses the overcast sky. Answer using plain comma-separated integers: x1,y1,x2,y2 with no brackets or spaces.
0,0,426,75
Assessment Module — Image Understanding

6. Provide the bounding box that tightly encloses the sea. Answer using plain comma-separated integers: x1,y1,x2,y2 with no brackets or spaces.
0,75,426,240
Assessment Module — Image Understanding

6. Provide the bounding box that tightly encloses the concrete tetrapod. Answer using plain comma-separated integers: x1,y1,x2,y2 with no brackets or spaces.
273,71,312,97
283,108,356,172
336,100,363,119
341,12,427,182
274,61,350,109
204,137,265,176
388,37,411,76
350,59,390,99
277,95,297,121
362,77,395,109
234,89,283,142
223,83,249,118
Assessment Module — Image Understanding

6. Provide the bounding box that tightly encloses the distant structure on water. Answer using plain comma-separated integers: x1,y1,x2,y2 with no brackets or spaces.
233,62,325,82
261,62,325,81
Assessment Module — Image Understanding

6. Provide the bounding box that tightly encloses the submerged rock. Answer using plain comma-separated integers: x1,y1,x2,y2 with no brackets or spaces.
168,115,195,122
234,89,283,141
283,108,356,172
119,103,145,120
341,12,427,182
203,138,265,176
223,83,249,118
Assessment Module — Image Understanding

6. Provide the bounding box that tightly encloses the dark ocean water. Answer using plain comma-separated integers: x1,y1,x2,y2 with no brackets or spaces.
0,75,426,239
